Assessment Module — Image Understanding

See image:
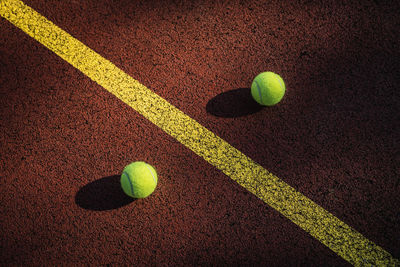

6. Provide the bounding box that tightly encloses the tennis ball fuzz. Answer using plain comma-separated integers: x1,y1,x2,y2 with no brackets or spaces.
121,161,158,198
251,72,286,106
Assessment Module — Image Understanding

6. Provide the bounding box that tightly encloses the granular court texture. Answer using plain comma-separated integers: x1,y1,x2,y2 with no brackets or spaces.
1,0,399,266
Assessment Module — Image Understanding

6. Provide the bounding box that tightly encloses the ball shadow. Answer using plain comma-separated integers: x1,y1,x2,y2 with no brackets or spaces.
75,175,135,211
206,88,263,118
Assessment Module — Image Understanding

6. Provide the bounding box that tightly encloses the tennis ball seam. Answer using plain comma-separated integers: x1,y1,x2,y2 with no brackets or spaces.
123,171,134,196
254,79,263,105
275,73,285,91
145,165,157,184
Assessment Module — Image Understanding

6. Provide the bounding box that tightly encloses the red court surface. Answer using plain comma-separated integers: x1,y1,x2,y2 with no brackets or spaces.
1,0,399,266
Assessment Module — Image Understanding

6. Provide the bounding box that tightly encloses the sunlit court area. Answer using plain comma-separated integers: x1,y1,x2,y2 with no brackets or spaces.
1,0,399,266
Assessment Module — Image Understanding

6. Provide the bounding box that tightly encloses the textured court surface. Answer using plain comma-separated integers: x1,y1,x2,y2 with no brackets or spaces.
1,0,399,266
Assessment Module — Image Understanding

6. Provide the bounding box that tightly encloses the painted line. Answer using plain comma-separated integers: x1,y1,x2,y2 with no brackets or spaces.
1,0,398,266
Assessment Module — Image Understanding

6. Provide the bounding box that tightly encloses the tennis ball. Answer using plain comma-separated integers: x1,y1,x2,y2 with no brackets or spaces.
251,72,286,106
120,161,158,198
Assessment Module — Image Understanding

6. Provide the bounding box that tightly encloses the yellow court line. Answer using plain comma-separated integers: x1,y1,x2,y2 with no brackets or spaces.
1,0,398,266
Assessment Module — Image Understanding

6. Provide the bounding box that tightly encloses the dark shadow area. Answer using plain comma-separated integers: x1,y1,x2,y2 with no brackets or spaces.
206,88,263,118
75,175,135,211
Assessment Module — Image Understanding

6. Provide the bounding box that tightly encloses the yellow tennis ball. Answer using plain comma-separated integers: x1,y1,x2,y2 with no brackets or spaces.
120,161,158,198
251,71,286,106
